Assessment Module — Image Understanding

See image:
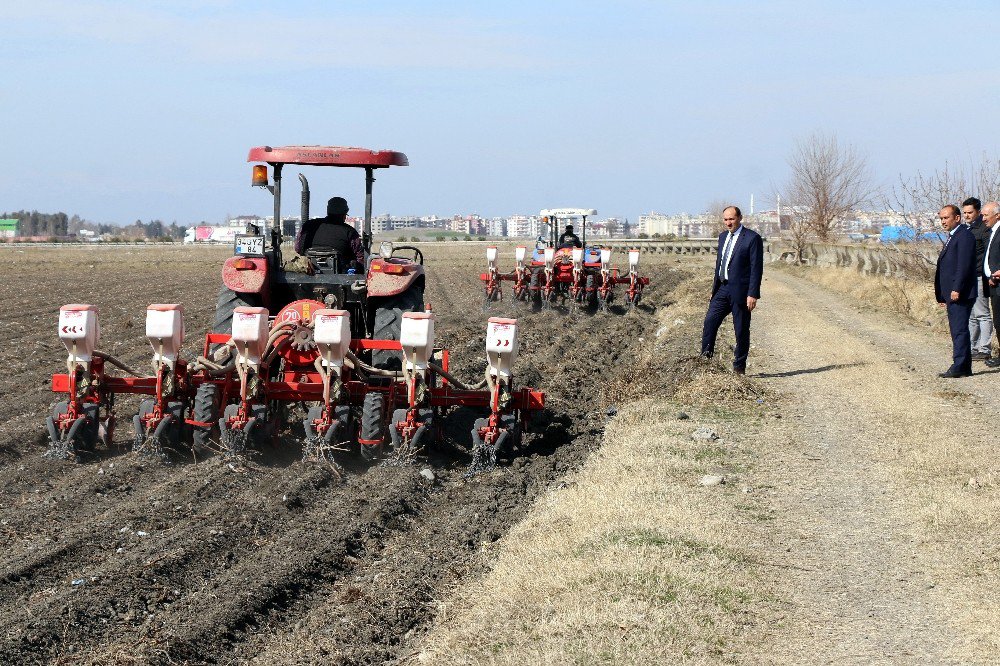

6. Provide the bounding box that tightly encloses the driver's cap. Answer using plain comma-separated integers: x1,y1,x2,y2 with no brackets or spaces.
327,197,349,215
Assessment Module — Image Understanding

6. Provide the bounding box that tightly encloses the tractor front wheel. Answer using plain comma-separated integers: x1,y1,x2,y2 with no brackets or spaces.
359,392,385,461
213,286,262,335
371,287,424,370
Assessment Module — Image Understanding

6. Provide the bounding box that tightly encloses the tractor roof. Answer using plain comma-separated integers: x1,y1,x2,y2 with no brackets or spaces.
247,145,408,168
541,208,597,218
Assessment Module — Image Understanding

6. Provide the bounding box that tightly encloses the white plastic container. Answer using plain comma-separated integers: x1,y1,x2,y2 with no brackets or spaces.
571,247,584,266
231,306,269,366
628,249,640,272
486,246,498,265
400,312,435,371
59,304,100,363
486,317,519,379
145,304,184,366
600,248,612,267
313,309,351,368
514,246,527,264
544,247,555,267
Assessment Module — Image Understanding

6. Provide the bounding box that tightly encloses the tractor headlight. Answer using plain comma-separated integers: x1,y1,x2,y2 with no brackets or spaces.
380,241,394,259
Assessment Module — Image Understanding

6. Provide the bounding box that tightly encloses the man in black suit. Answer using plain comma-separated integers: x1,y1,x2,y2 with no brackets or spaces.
962,197,992,360
700,206,764,375
935,204,979,378
981,203,1000,367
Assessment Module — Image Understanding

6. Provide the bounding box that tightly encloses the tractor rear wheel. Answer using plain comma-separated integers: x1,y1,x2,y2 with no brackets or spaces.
529,269,543,309
191,383,220,456
371,286,424,370
359,392,385,460
213,286,262,335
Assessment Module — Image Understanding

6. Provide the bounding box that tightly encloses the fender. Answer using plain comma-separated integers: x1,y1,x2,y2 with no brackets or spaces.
221,256,268,294
367,258,425,297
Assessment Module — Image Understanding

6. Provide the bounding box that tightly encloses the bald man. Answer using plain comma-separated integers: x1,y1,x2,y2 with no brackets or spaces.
700,206,763,375
981,202,1000,367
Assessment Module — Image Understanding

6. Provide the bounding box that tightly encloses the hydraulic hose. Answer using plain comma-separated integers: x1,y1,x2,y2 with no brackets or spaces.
428,361,488,391
345,350,405,379
92,351,144,377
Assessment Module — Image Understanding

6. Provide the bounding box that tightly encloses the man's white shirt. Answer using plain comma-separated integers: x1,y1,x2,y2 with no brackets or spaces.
719,226,742,281
985,225,998,278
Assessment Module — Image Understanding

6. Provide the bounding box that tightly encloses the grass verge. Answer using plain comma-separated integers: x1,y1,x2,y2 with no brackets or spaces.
774,263,947,334
417,270,773,664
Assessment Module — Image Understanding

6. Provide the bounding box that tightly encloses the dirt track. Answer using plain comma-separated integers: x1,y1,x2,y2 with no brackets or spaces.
0,244,683,664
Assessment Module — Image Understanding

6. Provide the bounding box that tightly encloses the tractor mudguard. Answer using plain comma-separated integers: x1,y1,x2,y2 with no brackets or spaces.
222,256,269,295
367,259,425,298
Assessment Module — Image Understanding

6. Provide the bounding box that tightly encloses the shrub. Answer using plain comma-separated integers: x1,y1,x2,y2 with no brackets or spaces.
434,236,446,242
410,236,420,242
396,235,407,242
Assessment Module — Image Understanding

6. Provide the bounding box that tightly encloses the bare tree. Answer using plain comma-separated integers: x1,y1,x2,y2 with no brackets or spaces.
784,132,874,241
886,155,1000,233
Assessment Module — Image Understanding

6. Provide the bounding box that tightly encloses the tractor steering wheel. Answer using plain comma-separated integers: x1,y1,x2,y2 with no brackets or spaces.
390,245,424,265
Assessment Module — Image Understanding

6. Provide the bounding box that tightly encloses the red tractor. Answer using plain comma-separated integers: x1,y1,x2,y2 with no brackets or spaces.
481,208,649,313
46,146,544,471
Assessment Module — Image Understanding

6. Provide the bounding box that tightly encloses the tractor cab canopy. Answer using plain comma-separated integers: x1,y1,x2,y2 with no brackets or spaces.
246,145,408,263
539,208,597,250
540,208,597,219
247,145,408,168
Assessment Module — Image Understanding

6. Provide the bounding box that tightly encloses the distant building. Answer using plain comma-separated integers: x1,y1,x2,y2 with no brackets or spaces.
0,219,18,238
506,215,540,238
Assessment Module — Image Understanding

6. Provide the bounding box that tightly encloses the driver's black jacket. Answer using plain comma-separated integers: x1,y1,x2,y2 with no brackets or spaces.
295,218,365,266
558,232,582,248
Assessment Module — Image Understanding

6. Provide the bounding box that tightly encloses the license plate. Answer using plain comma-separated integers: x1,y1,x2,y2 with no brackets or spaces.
235,234,265,256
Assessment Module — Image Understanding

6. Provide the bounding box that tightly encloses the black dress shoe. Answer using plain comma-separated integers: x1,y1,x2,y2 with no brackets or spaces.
732,367,746,376
939,369,973,378
986,358,1000,368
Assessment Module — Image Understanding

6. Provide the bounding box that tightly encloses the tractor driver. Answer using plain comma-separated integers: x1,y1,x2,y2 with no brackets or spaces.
558,224,582,249
294,196,365,271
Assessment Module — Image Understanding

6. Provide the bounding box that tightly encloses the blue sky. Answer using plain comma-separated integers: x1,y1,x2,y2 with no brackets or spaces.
2,0,997,225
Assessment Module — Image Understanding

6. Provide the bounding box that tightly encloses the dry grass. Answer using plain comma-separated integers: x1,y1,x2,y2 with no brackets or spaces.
416,399,769,665
776,264,947,334
417,272,773,665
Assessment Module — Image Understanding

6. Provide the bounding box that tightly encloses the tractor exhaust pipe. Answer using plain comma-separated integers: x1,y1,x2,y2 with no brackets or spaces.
298,173,310,240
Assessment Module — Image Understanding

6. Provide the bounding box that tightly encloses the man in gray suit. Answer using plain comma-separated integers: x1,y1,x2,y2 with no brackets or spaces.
963,197,992,360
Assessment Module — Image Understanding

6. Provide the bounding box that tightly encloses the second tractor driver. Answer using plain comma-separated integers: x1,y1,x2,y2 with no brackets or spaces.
294,196,365,271
558,224,583,249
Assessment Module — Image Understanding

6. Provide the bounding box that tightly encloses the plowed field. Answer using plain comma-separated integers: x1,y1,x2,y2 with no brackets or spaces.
0,244,685,664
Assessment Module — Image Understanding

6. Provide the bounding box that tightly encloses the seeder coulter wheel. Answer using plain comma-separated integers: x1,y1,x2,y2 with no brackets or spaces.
220,403,269,457
302,404,351,465
389,407,434,461
132,399,184,460
46,401,101,460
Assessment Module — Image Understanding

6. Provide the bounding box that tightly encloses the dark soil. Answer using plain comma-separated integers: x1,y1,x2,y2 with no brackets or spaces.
0,245,687,664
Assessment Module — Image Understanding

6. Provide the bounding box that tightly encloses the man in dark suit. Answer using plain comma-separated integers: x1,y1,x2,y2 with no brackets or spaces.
700,206,764,375
935,204,979,378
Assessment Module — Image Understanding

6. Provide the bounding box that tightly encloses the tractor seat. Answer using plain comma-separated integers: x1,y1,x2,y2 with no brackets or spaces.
305,248,343,273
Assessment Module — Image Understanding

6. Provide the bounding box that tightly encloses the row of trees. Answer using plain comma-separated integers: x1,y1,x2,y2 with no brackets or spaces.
0,211,188,240
768,132,1000,262
1,211,72,237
